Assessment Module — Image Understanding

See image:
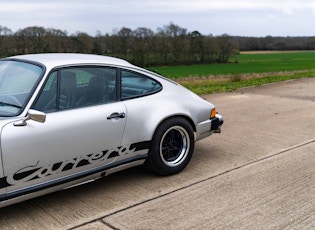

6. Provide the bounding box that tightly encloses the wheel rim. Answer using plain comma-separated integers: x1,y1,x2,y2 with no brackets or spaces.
160,126,190,167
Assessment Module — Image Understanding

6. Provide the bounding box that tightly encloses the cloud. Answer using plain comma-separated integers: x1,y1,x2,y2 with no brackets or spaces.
267,14,277,21
1,0,315,36
124,0,308,12
1,0,314,18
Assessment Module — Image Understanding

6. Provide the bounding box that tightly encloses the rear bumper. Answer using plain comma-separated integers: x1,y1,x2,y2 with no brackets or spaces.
210,114,224,133
195,113,223,141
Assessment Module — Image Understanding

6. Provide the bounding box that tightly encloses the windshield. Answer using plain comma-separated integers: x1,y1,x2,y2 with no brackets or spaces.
0,60,43,116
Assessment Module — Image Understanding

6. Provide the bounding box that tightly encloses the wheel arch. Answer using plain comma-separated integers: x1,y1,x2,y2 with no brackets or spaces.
152,114,196,140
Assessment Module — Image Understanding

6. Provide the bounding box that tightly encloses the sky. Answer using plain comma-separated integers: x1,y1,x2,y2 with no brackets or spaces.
1,0,315,37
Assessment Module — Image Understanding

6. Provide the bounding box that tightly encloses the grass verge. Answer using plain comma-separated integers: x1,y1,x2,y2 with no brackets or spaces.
177,69,315,95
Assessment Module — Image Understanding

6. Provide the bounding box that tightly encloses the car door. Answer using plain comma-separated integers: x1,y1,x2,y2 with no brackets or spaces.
1,66,127,192
0,160,5,196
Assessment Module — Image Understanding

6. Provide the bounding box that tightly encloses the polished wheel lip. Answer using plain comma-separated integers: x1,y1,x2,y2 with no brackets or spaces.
160,126,190,167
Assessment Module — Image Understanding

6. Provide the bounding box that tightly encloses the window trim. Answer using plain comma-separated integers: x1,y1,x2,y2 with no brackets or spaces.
32,65,163,113
119,68,162,101
32,65,121,112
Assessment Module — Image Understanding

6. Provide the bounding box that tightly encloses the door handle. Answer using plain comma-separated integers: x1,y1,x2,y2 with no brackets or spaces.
107,112,126,120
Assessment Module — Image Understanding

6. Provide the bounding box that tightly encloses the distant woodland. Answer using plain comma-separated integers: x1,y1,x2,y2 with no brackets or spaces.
1,22,315,67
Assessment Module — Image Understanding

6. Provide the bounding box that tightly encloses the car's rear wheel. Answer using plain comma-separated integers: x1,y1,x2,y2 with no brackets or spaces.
147,117,195,176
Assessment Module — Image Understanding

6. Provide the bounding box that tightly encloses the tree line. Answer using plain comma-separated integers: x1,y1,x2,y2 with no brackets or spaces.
1,23,315,67
232,36,315,51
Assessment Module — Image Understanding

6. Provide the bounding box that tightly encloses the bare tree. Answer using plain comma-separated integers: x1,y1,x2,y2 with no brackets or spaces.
131,27,154,66
116,27,133,58
46,28,69,52
157,22,189,64
14,26,48,54
216,34,234,63
70,31,94,53
0,25,13,57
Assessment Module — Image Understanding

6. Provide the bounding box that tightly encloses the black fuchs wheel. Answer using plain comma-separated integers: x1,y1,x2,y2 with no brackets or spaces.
147,117,195,176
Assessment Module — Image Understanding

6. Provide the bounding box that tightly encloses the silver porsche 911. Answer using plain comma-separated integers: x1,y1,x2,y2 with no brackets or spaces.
0,53,223,207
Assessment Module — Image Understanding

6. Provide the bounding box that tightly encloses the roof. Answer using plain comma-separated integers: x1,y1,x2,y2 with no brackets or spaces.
6,53,134,69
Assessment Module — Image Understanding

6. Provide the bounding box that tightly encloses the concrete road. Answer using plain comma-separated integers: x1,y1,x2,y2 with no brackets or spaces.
0,78,314,229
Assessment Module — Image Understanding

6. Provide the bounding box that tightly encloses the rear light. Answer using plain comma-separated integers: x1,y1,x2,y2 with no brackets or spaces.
210,108,217,119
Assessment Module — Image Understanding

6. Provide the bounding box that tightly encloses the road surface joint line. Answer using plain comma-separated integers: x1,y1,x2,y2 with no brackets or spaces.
68,138,315,230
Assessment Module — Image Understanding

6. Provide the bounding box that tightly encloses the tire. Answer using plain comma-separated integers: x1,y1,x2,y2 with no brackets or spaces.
147,117,195,176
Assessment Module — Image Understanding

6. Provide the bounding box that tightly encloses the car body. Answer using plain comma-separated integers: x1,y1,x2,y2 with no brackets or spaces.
0,53,223,207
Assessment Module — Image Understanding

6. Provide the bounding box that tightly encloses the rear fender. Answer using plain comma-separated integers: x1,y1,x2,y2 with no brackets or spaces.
121,97,198,146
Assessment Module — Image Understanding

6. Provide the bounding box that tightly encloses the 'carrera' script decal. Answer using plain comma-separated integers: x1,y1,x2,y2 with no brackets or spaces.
0,141,150,189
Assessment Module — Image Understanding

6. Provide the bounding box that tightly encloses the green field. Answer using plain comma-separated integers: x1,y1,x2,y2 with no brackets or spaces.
149,51,315,94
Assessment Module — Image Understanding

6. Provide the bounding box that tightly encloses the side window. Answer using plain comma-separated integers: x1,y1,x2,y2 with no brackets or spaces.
32,71,57,112
33,67,117,112
74,67,117,107
121,70,162,100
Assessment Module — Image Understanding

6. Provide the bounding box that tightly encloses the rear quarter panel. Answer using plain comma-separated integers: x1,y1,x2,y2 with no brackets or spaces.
121,81,214,146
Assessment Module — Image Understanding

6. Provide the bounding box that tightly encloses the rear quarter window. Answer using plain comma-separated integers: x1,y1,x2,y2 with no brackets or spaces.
121,70,162,100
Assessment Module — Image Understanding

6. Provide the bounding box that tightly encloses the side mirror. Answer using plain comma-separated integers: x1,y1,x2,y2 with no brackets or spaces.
14,109,46,126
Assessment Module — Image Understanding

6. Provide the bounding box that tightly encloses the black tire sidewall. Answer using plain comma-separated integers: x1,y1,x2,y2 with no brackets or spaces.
147,117,195,176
